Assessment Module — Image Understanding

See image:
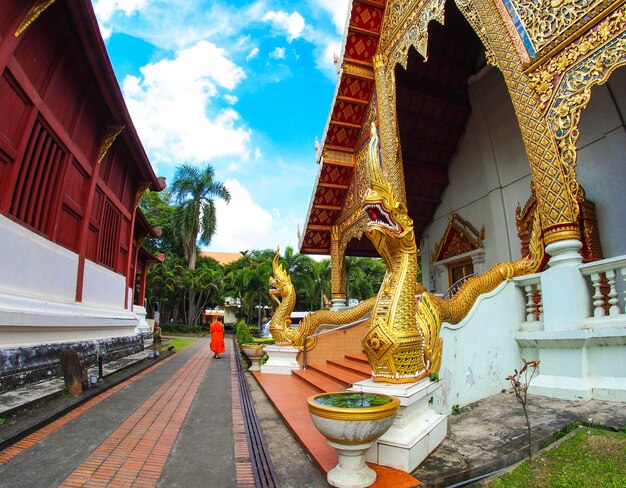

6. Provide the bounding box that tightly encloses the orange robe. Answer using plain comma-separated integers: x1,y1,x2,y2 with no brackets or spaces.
209,321,225,354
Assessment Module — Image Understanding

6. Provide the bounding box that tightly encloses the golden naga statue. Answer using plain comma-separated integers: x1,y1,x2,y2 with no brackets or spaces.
362,123,544,383
268,249,375,351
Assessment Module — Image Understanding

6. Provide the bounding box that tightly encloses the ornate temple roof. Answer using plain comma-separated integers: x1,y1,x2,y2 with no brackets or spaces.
299,0,483,256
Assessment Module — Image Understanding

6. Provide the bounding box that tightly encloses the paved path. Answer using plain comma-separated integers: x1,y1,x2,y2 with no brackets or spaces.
0,338,254,488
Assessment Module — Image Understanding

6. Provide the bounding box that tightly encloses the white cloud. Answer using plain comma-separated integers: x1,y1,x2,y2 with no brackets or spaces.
317,39,342,77
269,47,286,60
223,94,238,105
207,179,300,253
246,47,260,61
262,11,306,42
93,0,148,22
311,0,351,35
121,40,251,166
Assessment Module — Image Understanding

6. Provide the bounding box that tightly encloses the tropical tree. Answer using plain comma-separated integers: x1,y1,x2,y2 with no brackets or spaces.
345,256,387,301
170,163,230,325
171,163,231,269
299,258,331,310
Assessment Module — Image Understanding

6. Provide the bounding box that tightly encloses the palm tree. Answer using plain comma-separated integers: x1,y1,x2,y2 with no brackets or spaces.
171,163,231,270
300,258,331,310
171,163,230,325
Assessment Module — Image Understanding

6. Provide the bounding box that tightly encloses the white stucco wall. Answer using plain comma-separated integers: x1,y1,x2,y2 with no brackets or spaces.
420,65,626,293
0,215,137,347
0,214,78,301
82,259,127,309
421,68,532,293
576,67,626,258
434,281,524,412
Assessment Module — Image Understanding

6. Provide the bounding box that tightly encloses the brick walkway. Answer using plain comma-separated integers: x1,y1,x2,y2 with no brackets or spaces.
0,338,254,487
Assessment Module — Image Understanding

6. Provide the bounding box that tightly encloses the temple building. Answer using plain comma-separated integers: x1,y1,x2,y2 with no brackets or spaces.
299,0,626,408
0,1,163,391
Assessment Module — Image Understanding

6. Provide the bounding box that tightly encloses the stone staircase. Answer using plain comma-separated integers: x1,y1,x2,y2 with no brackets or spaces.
292,353,371,393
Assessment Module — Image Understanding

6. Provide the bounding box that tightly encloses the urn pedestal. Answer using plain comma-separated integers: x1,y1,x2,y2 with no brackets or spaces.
348,379,447,472
259,344,301,374
307,392,400,488
241,344,265,371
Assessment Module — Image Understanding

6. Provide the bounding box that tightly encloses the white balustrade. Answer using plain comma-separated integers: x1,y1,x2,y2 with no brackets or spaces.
580,256,626,319
514,274,543,331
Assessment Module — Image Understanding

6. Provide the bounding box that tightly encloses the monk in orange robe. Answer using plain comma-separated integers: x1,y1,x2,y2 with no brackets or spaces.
209,319,225,359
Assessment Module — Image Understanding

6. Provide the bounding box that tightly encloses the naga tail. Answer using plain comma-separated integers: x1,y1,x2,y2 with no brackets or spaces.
432,211,545,325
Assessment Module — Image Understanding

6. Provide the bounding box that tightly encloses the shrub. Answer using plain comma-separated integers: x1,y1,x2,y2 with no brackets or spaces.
236,320,254,347
253,338,275,345
160,323,202,334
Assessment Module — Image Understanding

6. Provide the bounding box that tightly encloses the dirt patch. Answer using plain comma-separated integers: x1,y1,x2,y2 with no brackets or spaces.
583,432,626,457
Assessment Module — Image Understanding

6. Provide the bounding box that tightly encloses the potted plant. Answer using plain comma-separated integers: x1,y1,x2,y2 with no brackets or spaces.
241,343,266,371
307,392,400,488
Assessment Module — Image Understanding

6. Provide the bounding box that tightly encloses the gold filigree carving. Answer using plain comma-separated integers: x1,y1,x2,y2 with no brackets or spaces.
98,125,125,165
432,213,485,262
456,0,499,67
134,182,151,209
15,0,56,37
342,62,375,79
503,0,611,59
384,0,447,67
528,4,626,110
355,140,371,205
469,0,580,245
321,148,353,165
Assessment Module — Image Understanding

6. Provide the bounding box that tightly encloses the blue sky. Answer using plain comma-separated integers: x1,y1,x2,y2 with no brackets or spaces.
93,0,351,254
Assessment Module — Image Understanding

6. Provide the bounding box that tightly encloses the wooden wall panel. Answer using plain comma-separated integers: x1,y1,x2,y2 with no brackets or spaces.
106,147,128,201
43,47,87,137
0,71,32,150
61,159,88,214
57,203,81,250
72,92,105,167
0,148,12,208
13,10,67,95
0,0,23,39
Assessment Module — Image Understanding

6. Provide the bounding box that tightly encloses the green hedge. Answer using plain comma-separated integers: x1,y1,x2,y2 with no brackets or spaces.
160,323,203,334
235,320,254,347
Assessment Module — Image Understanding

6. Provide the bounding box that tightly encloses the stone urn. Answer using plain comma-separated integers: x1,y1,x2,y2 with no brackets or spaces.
307,392,400,488
241,343,265,371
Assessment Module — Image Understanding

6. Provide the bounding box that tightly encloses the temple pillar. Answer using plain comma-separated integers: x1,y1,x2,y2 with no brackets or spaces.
330,225,347,310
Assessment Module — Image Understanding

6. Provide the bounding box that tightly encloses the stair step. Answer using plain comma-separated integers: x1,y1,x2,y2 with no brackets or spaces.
345,353,369,364
308,363,369,387
327,358,371,376
292,369,347,393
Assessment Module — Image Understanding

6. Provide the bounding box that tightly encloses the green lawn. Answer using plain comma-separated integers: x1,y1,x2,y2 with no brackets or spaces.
484,428,626,487
161,338,196,352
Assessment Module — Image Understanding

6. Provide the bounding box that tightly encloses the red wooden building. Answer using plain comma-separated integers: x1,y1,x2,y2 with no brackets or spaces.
0,0,163,391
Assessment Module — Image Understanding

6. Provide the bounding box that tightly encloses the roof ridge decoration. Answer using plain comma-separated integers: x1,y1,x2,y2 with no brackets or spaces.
15,0,56,37
432,213,485,262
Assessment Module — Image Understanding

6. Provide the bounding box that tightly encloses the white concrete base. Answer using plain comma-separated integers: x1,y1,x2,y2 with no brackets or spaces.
518,322,626,401
260,345,301,374
349,379,447,472
326,440,377,488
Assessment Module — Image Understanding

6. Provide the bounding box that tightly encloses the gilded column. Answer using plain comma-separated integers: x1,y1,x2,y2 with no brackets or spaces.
330,225,347,309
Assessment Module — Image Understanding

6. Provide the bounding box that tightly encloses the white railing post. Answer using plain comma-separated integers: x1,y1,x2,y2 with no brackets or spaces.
580,256,626,322
622,266,626,315
590,272,606,318
605,269,620,316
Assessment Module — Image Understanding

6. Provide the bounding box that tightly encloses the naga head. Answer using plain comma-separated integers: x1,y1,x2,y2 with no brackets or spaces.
269,246,294,305
362,123,415,265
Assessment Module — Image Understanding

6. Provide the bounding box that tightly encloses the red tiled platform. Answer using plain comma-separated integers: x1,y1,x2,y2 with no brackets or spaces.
253,371,420,488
